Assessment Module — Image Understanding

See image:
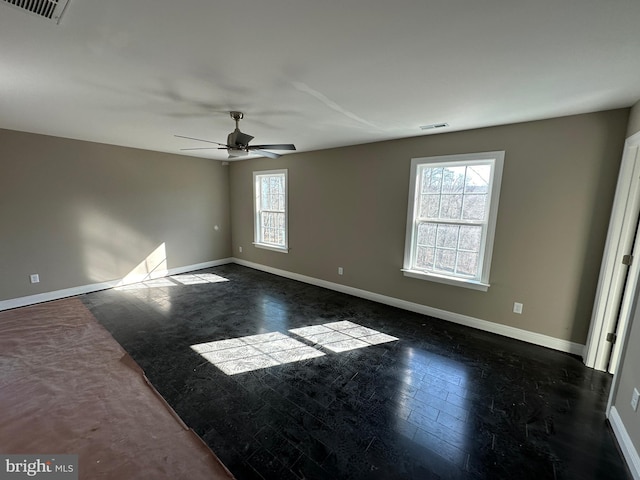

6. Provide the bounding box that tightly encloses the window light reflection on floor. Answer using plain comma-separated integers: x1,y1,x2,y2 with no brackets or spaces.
394,347,470,464
191,332,324,375
289,320,398,352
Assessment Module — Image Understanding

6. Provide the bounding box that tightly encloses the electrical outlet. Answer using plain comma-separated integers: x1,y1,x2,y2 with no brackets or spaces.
632,388,639,412
513,302,523,314
30,274,40,284
338,267,344,275
239,246,243,253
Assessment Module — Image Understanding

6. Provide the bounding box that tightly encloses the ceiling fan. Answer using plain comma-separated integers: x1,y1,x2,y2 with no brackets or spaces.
175,111,296,159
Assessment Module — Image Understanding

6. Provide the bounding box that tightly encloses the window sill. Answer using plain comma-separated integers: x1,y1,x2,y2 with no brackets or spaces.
401,269,489,291
254,243,289,254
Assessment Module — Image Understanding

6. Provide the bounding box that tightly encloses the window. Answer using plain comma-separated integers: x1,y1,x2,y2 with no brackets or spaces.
402,151,504,291
253,169,288,252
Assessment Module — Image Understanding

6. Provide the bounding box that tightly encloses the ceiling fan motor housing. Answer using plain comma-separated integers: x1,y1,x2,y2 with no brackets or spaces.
227,128,254,149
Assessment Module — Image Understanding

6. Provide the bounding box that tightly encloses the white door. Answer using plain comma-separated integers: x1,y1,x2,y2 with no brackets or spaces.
585,131,640,373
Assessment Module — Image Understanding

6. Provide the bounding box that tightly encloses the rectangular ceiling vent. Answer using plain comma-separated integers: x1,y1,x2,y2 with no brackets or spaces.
419,123,449,131
2,0,70,24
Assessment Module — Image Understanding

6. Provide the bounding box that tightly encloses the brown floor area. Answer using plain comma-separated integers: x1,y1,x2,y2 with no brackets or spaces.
0,297,234,480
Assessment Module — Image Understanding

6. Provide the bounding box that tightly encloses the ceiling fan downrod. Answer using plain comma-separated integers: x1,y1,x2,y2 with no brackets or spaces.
230,111,244,129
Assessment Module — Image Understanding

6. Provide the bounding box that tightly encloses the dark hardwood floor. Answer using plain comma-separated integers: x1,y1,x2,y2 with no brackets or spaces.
81,264,631,480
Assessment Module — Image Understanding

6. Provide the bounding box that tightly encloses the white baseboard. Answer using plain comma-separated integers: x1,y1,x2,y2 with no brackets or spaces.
1,256,586,357
232,258,585,356
609,406,640,479
0,258,233,312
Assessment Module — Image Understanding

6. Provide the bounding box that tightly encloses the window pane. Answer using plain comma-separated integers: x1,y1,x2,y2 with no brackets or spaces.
260,212,285,246
417,223,436,247
439,194,462,219
435,249,456,273
456,251,479,276
419,194,441,218
422,167,442,194
260,179,269,206
465,165,490,194
436,224,459,249
419,194,440,218
441,167,466,193
418,195,428,218
416,246,435,270
269,176,280,193
462,194,487,221
458,225,482,252
274,193,284,211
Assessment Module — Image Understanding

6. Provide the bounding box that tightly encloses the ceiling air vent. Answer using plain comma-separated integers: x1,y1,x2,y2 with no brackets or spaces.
419,123,449,131
2,0,70,24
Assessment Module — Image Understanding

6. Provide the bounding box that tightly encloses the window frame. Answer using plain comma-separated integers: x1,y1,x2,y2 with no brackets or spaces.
402,151,504,291
253,169,289,253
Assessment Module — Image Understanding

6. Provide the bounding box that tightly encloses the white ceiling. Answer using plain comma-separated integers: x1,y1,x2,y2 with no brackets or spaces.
1,0,639,160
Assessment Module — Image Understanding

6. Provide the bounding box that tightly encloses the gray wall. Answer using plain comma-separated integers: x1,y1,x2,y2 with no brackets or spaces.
0,128,231,301
230,109,629,344
611,97,640,462
627,98,640,138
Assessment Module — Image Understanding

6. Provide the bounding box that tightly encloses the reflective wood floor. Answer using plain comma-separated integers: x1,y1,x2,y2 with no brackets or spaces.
82,264,631,480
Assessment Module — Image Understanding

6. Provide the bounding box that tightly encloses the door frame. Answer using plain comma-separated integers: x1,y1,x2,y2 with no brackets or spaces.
584,131,640,372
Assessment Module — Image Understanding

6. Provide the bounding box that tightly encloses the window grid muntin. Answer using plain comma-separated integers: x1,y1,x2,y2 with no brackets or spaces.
254,170,287,249
418,163,491,224
259,210,285,246
411,159,496,282
415,221,483,278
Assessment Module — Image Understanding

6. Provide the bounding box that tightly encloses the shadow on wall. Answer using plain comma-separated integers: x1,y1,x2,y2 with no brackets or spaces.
570,122,628,344
79,206,166,283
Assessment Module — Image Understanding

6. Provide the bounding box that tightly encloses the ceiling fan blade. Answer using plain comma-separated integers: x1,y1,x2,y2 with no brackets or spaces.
180,147,223,151
250,144,296,151
253,149,281,159
175,134,227,146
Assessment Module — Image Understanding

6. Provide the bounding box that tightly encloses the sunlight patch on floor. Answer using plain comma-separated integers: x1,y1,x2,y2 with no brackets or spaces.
191,332,324,375
290,320,398,352
191,321,398,375
170,273,229,285
114,272,229,290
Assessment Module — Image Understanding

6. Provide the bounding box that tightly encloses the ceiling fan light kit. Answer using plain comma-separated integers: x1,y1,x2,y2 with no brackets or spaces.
176,111,296,160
